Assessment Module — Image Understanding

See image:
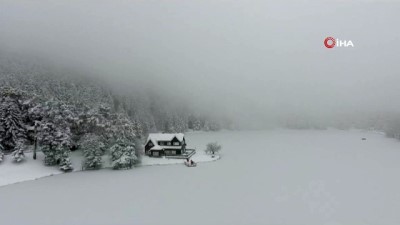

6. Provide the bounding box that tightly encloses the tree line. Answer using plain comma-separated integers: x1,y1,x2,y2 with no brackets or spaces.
0,57,226,170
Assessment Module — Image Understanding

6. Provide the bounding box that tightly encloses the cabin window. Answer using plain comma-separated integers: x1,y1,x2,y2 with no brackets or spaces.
173,142,179,146
165,150,170,155
153,151,159,156
167,142,171,146
148,142,153,147
171,150,176,155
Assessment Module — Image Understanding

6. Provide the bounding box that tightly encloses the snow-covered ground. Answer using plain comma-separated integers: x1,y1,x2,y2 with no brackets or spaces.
140,152,219,166
0,151,85,187
1,129,400,225
0,139,218,187
0,152,62,187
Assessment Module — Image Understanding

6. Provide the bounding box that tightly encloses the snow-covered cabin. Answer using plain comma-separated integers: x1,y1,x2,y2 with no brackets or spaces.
145,133,186,157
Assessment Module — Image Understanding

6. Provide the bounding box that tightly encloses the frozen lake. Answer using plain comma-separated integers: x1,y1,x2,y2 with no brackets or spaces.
1,129,400,225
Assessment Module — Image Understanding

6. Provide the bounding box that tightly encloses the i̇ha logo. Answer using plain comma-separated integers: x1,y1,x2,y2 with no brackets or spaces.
324,37,354,48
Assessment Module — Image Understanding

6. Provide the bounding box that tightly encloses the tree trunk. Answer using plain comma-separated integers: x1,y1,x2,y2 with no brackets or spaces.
33,137,37,160
33,123,37,160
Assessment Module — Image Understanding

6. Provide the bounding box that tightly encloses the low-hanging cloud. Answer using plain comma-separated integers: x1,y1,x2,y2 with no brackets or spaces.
1,0,400,128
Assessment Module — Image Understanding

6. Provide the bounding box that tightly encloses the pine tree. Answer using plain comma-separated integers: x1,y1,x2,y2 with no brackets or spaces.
38,122,72,167
54,130,72,171
38,122,58,165
0,89,27,152
132,119,143,138
37,100,74,167
193,118,201,131
110,139,137,170
80,134,104,170
0,144,4,162
59,151,73,172
11,142,25,162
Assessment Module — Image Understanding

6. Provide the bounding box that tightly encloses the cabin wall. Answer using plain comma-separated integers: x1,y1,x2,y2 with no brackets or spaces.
150,150,163,157
164,149,182,156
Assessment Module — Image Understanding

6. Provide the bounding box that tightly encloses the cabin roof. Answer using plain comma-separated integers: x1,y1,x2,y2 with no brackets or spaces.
149,145,182,151
146,133,184,143
150,145,163,150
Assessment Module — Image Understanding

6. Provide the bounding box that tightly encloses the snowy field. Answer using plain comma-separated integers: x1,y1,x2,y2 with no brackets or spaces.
1,129,400,225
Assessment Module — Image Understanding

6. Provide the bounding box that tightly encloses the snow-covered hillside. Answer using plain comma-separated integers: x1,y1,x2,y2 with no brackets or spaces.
1,129,400,225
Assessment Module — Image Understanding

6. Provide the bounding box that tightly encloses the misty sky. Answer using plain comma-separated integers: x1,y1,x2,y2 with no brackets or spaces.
1,0,400,126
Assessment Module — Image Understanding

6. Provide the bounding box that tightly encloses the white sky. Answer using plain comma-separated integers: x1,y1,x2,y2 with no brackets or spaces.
1,0,399,125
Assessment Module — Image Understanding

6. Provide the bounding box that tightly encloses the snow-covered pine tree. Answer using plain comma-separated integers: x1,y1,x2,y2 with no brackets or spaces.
107,113,137,143
163,116,175,133
59,151,73,172
38,122,72,167
38,122,58,165
54,129,73,171
11,141,25,162
110,139,137,170
80,134,105,170
188,114,202,131
132,118,143,138
192,117,201,130
36,99,74,167
0,88,27,152
0,144,4,162
171,113,187,133
99,104,111,119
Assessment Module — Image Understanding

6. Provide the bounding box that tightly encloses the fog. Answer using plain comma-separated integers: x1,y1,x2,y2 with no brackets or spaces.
1,0,400,128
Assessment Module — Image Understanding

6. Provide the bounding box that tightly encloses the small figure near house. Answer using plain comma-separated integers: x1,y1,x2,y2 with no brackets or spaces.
184,158,196,167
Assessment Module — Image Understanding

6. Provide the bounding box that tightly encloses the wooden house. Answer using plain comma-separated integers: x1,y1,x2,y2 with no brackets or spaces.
144,133,186,157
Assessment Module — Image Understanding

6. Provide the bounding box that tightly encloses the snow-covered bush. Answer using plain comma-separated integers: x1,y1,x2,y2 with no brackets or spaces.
80,134,105,170
205,142,222,155
11,143,25,163
56,145,74,171
59,152,73,172
110,140,137,170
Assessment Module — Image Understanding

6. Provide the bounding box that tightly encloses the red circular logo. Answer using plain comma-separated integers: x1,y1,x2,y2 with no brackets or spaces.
324,37,336,48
